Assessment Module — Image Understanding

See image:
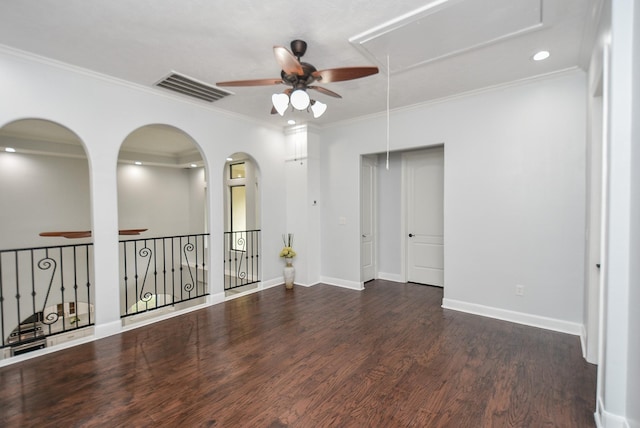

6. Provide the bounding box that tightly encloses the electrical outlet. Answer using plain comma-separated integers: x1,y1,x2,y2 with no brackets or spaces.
516,284,525,296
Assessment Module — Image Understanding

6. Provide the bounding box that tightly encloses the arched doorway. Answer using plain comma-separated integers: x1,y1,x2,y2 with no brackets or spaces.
224,153,261,294
117,124,208,322
0,119,94,357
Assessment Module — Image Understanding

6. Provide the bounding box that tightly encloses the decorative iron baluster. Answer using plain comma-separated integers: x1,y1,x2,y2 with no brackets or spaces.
85,244,92,325
0,254,5,348
223,230,260,291
236,234,247,281
182,240,195,293
162,238,168,303
0,242,96,352
72,246,79,327
118,233,210,319
138,245,153,303
39,255,59,325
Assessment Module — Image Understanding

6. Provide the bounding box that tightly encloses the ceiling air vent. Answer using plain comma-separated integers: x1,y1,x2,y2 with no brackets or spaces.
155,72,232,102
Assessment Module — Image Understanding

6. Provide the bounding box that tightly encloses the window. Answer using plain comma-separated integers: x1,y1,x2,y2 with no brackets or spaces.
230,185,246,232
230,162,245,179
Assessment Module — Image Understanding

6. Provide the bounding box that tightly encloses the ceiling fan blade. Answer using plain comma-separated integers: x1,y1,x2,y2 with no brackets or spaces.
216,78,283,87
313,66,379,83
308,86,342,98
273,46,303,75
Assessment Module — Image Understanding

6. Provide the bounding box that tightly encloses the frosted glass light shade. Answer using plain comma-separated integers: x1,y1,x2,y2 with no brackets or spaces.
311,100,327,118
290,89,310,110
272,93,289,116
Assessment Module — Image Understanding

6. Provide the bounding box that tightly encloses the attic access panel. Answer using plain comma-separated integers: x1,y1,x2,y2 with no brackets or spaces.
350,0,543,74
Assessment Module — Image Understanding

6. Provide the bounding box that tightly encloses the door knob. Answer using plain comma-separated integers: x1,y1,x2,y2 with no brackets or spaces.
408,233,414,237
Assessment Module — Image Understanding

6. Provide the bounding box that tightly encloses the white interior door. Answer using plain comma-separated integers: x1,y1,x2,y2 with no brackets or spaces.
361,156,376,282
405,148,444,286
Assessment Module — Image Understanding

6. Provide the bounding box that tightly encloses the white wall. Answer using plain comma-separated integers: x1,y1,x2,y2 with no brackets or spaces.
0,152,91,249
188,167,206,233
117,164,204,237
0,46,287,339
320,70,587,327
0,151,208,248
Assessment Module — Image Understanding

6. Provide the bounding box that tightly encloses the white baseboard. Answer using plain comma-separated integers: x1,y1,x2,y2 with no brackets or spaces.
294,282,318,287
377,272,402,282
121,300,210,331
595,397,630,428
0,332,96,368
94,319,123,339
209,292,225,305
580,324,587,360
320,276,364,291
441,298,583,336
224,286,261,300
261,278,283,290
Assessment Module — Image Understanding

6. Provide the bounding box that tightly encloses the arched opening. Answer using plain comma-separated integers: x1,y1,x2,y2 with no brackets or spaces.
117,124,208,322
0,119,94,358
223,153,261,294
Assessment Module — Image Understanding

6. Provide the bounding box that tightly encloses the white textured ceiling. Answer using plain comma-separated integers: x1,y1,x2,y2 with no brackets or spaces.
0,0,598,132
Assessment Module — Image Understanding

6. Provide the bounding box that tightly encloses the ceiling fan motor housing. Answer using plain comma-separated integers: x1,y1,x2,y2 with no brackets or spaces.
290,39,307,58
281,62,318,86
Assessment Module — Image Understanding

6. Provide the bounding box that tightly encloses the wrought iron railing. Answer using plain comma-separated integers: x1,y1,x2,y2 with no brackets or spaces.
0,243,94,353
224,230,260,290
120,233,209,318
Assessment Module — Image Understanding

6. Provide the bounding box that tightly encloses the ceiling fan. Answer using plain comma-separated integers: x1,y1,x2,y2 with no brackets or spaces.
216,40,379,118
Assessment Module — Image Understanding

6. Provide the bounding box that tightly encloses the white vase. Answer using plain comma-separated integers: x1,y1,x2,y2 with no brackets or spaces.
284,258,295,289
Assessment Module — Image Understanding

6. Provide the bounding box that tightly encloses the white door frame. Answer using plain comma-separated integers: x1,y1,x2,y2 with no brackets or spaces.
400,146,445,284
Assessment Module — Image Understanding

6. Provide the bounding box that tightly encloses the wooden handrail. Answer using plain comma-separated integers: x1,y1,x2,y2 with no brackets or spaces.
39,229,147,239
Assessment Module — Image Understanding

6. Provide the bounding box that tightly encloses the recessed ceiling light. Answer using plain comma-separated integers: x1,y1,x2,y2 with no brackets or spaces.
533,50,550,61
226,157,233,161
134,161,142,165
287,120,296,125
190,163,197,168
5,147,16,153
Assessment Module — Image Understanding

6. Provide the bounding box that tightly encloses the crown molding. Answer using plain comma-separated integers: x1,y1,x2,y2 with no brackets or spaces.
0,44,282,132
323,66,583,130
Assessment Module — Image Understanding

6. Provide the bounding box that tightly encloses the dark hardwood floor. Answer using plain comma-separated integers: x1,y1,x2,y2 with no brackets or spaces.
0,280,596,427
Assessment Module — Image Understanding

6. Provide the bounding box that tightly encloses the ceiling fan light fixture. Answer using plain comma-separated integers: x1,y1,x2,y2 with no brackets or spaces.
290,89,310,110
272,93,289,116
311,100,327,118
